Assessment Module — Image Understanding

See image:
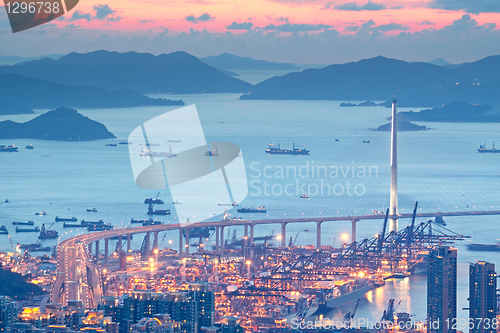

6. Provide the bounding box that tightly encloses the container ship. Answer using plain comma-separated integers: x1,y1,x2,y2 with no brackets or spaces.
478,142,500,153
12,221,34,226
237,205,267,213
15,227,40,233
147,204,170,215
0,145,18,152
55,216,77,222
266,143,309,155
466,243,500,251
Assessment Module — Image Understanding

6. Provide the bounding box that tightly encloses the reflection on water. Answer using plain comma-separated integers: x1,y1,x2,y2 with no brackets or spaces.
317,276,427,323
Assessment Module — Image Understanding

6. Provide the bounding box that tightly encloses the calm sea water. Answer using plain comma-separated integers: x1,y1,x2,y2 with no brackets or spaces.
1,90,499,324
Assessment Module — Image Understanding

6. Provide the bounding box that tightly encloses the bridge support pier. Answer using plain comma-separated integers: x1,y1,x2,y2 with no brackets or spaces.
118,235,122,252
220,226,225,256
281,223,287,249
216,226,220,254
88,242,92,255
179,229,183,257
145,232,151,258
127,235,131,252
351,220,357,244
244,225,248,247
316,221,322,250
104,238,109,266
153,232,158,250
185,229,190,255
250,224,254,259
95,240,99,261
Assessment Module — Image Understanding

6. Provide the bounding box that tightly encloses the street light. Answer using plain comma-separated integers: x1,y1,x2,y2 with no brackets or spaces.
342,234,348,243
245,260,251,279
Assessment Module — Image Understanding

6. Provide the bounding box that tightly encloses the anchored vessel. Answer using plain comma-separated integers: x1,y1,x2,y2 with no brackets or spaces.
38,224,58,239
237,205,267,213
0,145,18,152
15,227,40,233
55,216,77,222
266,143,309,155
12,221,34,226
466,243,500,252
147,203,171,215
0,226,8,234
478,142,500,153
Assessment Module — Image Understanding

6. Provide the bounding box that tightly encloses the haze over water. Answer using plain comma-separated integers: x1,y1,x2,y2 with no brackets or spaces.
1,83,499,323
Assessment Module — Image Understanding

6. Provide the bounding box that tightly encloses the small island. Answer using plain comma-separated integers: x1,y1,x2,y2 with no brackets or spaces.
397,101,500,123
340,101,382,107
0,107,116,141
374,120,429,131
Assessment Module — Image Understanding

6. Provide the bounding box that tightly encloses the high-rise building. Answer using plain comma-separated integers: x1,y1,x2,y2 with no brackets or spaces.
427,246,457,333
469,261,497,333
0,296,18,332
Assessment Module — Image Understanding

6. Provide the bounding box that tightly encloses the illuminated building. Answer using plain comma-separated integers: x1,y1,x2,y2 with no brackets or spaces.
469,261,497,333
0,296,18,332
427,246,457,333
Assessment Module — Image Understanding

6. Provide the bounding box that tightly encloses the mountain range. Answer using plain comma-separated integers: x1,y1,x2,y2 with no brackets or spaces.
0,73,184,111
201,52,298,70
0,50,252,94
239,55,500,108
0,107,115,141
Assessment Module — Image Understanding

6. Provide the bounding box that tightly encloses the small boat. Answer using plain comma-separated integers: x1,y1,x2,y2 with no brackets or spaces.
218,202,238,206
0,145,18,152
300,194,309,199
25,145,34,150
105,143,117,147
38,224,58,239
118,141,131,145
168,140,181,142
131,218,153,224
55,216,77,222
16,227,40,233
0,226,8,235
335,139,339,142
173,201,182,204
237,205,267,213
4,199,8,203
232,216,244,221
12,221,34,226
266,143,309,155
87,208,97,212
220,120,224,123
35,210,47,216
363,140,370,143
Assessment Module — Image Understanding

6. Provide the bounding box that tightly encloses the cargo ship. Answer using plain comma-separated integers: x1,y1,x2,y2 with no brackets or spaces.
147,203,170,215
323,278,374,309
87,208,97,212
12,221,34,226
16,227,40,233
86,223,113,231
266,143,309,155
139,145,177,158
0,145,18,152
237,205,267,213
131,218,153,224
38,224,58,239
35,210,47,216
81,220,104,226
478,142,500,153
218,202,238,206
142,220,163,226
466,243,500,252
145,192,164,204
55,216,77,222
183,227,215,238
105,143,117,147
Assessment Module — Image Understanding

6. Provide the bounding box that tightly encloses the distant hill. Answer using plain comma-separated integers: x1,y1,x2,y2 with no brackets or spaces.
398,101,500,123
0,53,64,65
426,58,452,66
239,55,500,108
0,99,34,115
0,269,44,299
201,52,299,70
0,107,116,141
0,50,252,94
0,73,184,110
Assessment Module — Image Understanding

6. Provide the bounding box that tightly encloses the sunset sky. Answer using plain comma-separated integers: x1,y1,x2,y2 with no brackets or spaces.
2,0,500,63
